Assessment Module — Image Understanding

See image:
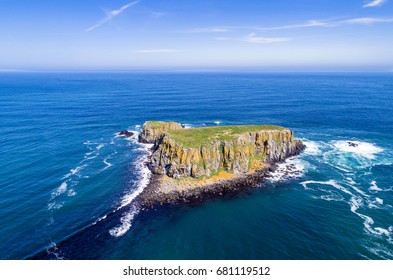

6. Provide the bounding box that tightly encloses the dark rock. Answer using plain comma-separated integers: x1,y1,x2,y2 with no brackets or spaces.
347,141,358,147
119,130,134,138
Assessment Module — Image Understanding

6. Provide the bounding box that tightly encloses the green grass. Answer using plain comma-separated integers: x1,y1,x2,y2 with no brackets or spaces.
167,124,287,148
146,121,167,129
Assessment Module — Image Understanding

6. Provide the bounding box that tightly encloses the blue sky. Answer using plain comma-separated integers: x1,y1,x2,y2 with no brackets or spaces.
0,0,392,71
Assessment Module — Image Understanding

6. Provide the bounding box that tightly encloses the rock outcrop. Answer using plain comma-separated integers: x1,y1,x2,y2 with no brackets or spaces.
138,121,184,144
139,121,305,179
118,130,134,138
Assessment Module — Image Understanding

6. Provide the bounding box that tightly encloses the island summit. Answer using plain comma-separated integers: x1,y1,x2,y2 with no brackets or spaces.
133,121,305,207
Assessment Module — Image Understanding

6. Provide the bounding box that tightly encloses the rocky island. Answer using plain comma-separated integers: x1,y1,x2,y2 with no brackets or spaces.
137,121,305,207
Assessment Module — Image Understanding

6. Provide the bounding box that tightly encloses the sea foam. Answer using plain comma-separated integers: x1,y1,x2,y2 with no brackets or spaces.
108,137,153,237
333,140,383,159
303,140,322,155
108,206,139,238
51,182,68,199
268,157,307,182
369,181,382,192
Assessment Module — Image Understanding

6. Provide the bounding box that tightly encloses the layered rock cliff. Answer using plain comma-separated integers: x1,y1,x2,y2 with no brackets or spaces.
139,121,305,179
138,121,184,143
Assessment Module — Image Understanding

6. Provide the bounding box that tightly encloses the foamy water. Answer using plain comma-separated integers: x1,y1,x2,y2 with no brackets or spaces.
268,157,308,182
333,140,383,159
297,137,393,257
108,138,153,237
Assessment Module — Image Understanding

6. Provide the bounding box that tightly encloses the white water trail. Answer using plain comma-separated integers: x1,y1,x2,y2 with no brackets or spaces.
108,140,153,237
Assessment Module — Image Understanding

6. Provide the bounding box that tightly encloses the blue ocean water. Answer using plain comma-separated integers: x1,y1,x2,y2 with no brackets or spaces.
0,72,392,260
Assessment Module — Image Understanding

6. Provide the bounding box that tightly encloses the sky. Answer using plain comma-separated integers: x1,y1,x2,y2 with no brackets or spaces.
0,0,392,71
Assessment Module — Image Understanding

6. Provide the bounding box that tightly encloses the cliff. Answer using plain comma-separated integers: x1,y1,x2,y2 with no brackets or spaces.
138,121,184,143
139,121,304,180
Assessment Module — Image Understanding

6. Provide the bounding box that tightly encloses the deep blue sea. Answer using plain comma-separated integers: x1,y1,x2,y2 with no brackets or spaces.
1,72,392,260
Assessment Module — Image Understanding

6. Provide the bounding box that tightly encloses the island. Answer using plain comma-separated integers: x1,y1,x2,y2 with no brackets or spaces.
136,121,305,207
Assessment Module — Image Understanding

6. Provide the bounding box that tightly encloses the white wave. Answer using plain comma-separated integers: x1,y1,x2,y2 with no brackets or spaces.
83,141,99,145
47,242,64,260
96,143,105,150
346,177,357,185
100,157,113,171
268,157,307,182
214,121,221,125
351,185,369,197
333,140,383,159
67,189,77,197
350,197,390,237
364,245,393,260
108,140,153,237
62,165,86,179
84,155,98,160
51,182,68,199
375,197,384,204
182,124,193,128
304,179,391,239
117,154,151,209
303,140,322,155
135,125,141,130
47,201,64,210
317,194,345,202
369,180,382,191
92,214,107,226
301,179,354,196
109,207,139,237
367,197,383,209
373,227,390,237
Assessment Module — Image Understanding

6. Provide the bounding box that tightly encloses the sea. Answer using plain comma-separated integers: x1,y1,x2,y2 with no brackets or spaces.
0,72,392,260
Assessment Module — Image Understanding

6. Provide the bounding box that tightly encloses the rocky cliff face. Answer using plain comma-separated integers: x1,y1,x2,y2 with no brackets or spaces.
138,121,184,144
140,121,305,179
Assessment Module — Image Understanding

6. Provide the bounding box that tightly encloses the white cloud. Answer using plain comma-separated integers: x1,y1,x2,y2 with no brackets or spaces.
363,0,386,8
86,0,141,32
216,33,291,44
259,17,393,31
259,20,331,31
134,49,179,53
343,17,393,24
177,27,231,33
244,33,291,43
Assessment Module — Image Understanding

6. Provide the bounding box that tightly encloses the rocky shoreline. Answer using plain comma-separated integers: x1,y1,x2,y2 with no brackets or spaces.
137,163,281,208
131,121,305,208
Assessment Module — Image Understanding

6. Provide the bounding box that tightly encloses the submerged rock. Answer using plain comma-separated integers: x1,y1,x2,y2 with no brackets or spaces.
347,141,358,147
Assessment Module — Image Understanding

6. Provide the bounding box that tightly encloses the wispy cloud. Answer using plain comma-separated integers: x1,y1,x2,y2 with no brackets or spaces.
86,0,141,32
216,33,291,44
363,0,387,8
259,20,331,31
259,17,393,31
244,33,291,43
150,11,166,19
134,49,179,53
343,17,393,24
177,27,231,33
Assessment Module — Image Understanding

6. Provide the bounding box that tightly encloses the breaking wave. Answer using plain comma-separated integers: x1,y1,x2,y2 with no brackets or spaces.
108,142,152,238
268,157,308,182
333,140,383,159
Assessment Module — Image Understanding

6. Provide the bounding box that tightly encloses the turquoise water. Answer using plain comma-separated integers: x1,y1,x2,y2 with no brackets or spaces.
1,72,392,259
